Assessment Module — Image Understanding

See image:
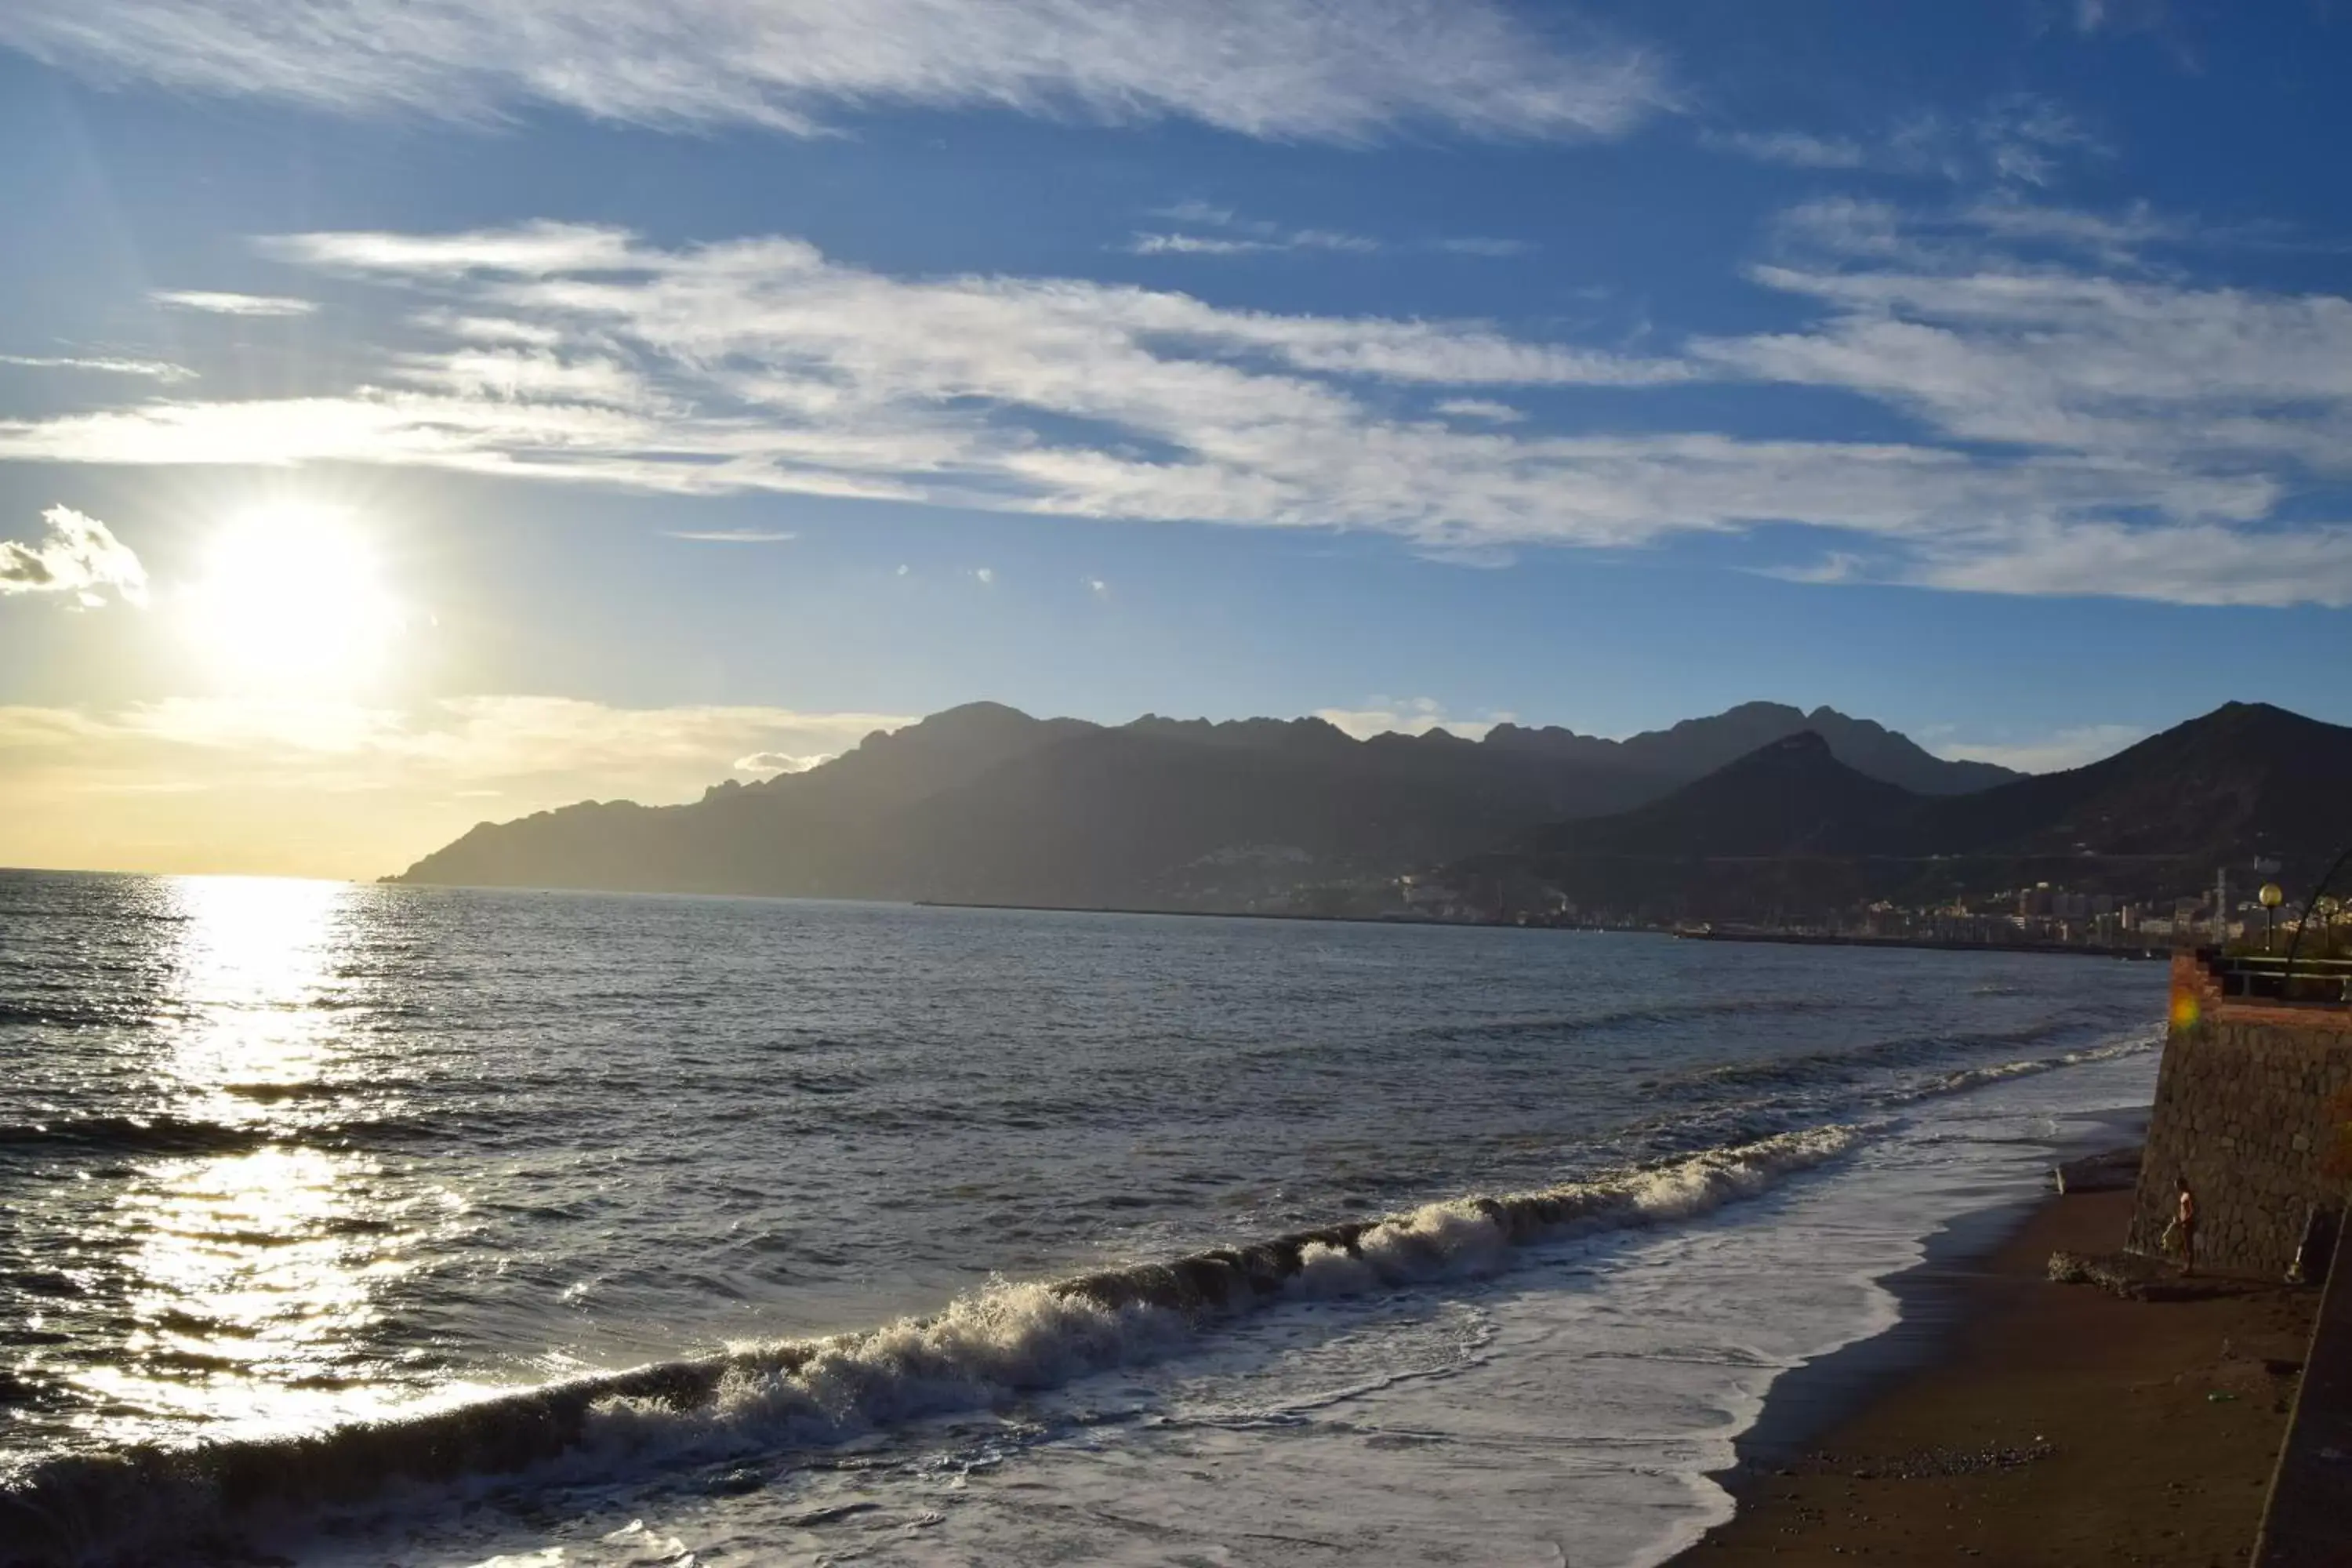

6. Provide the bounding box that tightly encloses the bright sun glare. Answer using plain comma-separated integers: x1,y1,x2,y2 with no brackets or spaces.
189,506,403,690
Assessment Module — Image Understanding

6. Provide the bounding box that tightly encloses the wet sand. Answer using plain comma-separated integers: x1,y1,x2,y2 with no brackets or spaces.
1675,1187,2318,1566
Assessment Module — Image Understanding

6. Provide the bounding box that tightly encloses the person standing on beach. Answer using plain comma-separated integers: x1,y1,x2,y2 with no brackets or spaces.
2176,1177,2198,1276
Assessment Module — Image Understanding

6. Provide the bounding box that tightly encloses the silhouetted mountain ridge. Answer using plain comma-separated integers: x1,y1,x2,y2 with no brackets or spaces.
1527,731,1917,859
393,698,2015,906
1456,702,2352,922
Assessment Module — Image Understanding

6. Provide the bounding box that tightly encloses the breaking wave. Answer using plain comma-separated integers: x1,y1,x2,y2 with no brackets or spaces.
1881,1032,2160,1105
0,1126,1858,1567
1639,1020,2158,1103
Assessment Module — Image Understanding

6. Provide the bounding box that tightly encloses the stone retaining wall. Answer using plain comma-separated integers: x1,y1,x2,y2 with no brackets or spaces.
2126,953,2352,1279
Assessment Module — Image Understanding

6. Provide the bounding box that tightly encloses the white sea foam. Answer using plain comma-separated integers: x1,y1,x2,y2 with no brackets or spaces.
265,1044,2165,1568
1297,1124,1861,1296
578,1127,1863,1464
592,1281,1190,1454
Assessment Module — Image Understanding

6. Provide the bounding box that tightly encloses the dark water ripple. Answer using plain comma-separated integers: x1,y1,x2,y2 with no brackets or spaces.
0,867,2161,1501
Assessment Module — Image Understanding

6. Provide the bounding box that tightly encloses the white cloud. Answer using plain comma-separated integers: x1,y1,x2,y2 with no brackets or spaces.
270,222,638,276
1931,723,2147,775
734,749,834,775
1704,129,1869,169
1907,521,2352,608
412,312,567,347
390,346,661,408
0,1,1672,144
1128,205,1527,260
971,566,996,585
1126,227,1381,257
1713,122,1958,181
1316,697,1510,741
3,209,2350,606
2069,0,2189,53
1433,397,1525,423
0,353,194,380
661,528,797,543
1704,260,2352,477
1709,94,2102,188
1127,234,1277,257
1973,93,2103,187
1431,236,1534,258
0,226,1726,548
151,289,318,317
1086,576,1109,595
1957,196,2179,253
0,505,148,608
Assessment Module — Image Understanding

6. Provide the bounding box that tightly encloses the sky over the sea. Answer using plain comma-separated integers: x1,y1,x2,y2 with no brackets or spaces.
2,0,2349,874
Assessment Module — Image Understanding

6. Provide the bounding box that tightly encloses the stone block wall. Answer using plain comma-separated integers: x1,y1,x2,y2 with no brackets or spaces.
2126,953,2352,1278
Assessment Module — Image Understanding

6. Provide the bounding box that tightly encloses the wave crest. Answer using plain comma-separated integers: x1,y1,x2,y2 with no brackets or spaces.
0,1127,1856,1566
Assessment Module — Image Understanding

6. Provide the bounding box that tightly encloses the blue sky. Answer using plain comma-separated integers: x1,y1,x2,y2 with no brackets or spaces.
1,0,2349,873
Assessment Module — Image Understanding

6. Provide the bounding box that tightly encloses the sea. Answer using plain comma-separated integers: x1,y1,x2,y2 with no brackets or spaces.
0,869,2165,1567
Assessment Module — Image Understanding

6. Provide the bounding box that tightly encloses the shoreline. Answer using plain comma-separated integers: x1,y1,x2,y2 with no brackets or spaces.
1675,928,2169,960
1671,1181,2317,1564
912,897,2169,958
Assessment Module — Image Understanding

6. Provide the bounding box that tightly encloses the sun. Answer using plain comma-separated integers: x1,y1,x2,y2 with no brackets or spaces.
187,506,404,691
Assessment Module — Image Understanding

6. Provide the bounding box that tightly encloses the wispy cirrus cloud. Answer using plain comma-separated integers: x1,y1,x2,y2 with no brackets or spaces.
0,352,194,380
0,223,1718,543
1908,521,2352,608
1125,229,1380,258
0,505,148,608
5,200,2352,607
1709,93,2103,189
1432,397,1526,423
151,289,318,317
1687,198,2352,604
1431,236,1536,258
1702,129,1871,170
1127,202,1530,260
1973,93,2104,186
0,0,1672,144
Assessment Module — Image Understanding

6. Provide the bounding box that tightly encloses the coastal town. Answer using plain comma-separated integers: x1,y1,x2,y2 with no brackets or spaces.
1391,867,2352,958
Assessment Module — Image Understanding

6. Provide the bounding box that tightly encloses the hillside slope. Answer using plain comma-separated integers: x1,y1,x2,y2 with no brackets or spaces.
394,699,2012,906
1456,702,2352,922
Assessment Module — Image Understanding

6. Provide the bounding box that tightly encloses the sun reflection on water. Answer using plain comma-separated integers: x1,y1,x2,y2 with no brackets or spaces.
161,875,353,1116
68,877,440,1443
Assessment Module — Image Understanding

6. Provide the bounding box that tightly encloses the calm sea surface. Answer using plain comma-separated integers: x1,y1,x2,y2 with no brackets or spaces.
0,870,2162,1566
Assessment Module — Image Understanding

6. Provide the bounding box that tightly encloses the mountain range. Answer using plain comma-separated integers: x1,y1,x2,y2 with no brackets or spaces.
1454,702,2352,923
391,699,2013,908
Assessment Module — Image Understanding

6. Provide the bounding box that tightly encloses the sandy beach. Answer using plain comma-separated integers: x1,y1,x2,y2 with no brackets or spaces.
1675,1187,2318,1565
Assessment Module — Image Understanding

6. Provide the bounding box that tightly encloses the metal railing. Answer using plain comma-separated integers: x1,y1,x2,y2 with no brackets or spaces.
2206,951,2352,1006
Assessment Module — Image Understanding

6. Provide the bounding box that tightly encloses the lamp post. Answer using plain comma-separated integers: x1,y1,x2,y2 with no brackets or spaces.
2284,845,2352,1000
2260,881,2284,953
